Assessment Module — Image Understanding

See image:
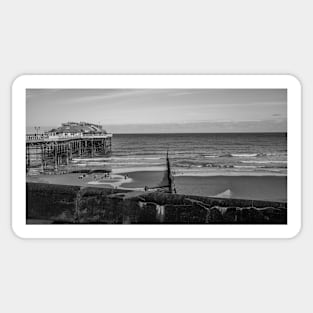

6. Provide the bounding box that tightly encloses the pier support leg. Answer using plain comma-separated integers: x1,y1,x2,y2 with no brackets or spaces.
26,145,30,173
66,147,69,165
54,145,58,170
41,145,44,172
69,143,72,161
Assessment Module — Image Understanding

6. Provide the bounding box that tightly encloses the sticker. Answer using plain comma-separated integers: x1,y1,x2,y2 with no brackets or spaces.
12,75,301,238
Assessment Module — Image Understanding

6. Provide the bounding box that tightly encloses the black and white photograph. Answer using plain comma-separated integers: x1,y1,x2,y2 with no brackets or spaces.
25,86,288,225
3,2,311,312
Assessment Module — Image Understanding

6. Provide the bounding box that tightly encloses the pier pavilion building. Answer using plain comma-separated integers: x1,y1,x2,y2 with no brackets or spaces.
26,122,112,174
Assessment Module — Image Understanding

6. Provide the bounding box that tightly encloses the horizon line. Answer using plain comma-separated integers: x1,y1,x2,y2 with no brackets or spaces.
107,131,287,135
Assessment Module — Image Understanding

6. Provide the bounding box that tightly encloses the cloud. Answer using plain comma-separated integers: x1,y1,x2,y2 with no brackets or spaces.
103,119,287,133
26,88,287,133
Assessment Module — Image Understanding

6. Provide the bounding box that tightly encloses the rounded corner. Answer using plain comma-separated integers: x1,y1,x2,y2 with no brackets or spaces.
285,74,302,90
11,222,27,240
286,223,302,239
11,74,29,91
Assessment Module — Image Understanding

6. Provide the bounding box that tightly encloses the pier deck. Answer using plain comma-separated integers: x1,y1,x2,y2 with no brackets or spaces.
26,133,112,174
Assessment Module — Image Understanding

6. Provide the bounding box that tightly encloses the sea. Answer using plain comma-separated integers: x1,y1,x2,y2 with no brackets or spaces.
72,133,287,176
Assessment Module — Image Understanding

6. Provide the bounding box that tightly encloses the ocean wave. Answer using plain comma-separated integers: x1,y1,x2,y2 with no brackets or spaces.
174,169,287,177
77,162,108,166
241,160,287,164
72,157,111,162
205,153,266,158
73,161,164,167
72,157,287,171
230,153,264,157
234,165,258,169
73,157,163,163
177,163,288,170
176,162,255,169
106,162,164,166
112,156,162,160
266,153,287,156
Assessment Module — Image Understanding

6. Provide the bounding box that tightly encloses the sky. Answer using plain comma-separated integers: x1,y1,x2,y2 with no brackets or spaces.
26,89,287,133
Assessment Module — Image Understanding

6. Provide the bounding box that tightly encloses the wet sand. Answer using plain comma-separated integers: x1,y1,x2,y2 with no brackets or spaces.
27,171,287,202
120,171,287,202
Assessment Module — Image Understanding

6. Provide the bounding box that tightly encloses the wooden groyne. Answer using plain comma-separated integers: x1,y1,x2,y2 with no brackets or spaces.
26,133,112,173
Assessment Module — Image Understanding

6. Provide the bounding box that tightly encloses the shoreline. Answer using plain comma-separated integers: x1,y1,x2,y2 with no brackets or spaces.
112,166,286,176
27,169,287,202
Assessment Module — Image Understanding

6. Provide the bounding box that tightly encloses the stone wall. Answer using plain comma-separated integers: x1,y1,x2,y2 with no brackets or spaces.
26,182,287,224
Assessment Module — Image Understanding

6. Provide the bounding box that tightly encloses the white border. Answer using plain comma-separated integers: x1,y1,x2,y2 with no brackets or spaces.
12,75,302,239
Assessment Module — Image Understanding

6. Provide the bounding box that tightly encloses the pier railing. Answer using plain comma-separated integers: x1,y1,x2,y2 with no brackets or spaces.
26,133,113,143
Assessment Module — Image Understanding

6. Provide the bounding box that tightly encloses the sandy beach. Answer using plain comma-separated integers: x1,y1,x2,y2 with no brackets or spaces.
27,170,287,202
120,171,287,202
27,172,133,189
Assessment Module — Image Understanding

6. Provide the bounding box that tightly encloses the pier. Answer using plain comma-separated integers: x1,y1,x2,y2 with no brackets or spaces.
26,122,112,174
